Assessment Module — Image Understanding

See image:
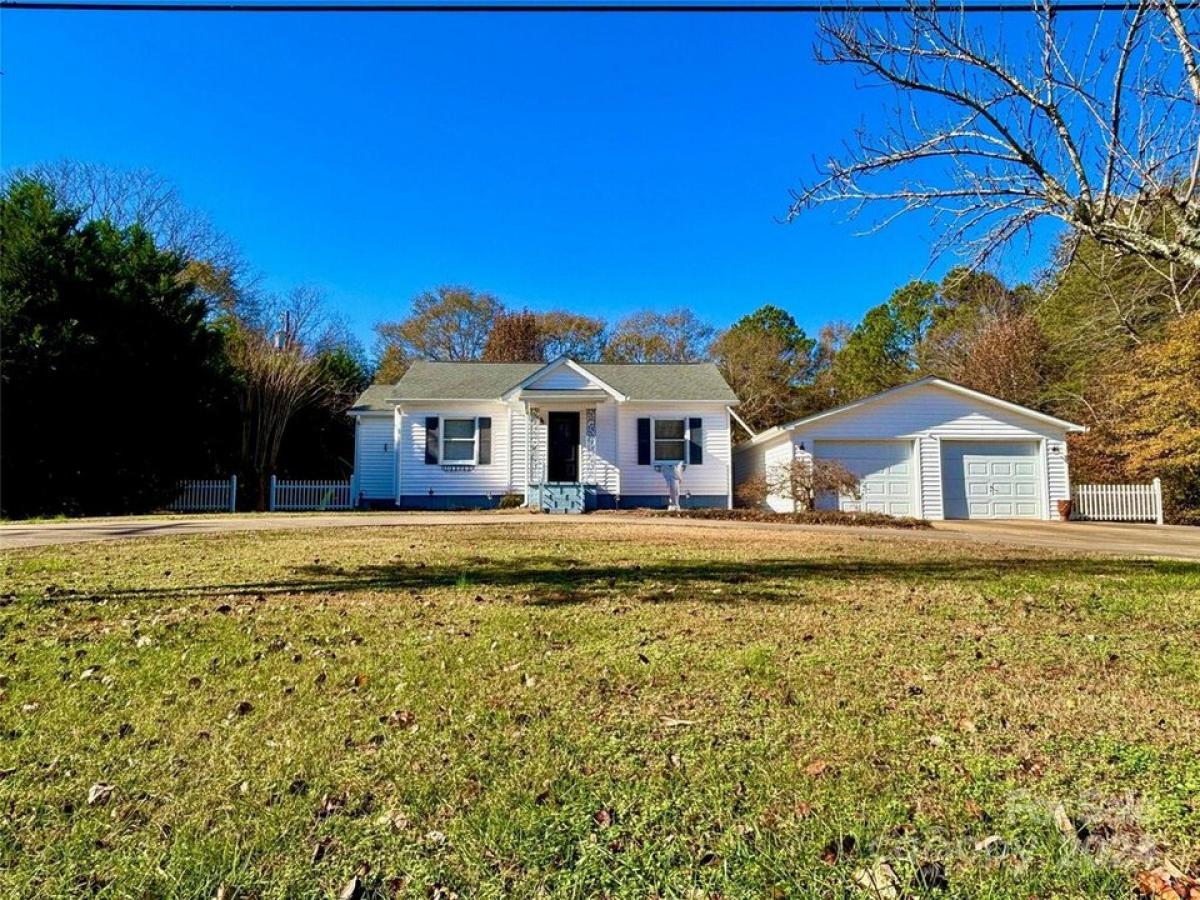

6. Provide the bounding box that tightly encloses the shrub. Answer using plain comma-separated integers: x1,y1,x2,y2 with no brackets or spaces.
733,474,769,509
621,507,930,529
764,458,861,512
497,492,525,510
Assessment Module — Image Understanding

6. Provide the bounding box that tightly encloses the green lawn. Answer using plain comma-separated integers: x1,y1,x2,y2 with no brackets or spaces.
2,523,1198,898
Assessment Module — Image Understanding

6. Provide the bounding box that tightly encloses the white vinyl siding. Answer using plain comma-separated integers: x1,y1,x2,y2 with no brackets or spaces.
353,415,396,500
763,439,800,512
618,404,732,499
527,366,597,390
398,402,515,499
509,407,528,490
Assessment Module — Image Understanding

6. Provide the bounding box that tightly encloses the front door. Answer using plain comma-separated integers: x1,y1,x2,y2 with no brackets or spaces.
547,412,580,482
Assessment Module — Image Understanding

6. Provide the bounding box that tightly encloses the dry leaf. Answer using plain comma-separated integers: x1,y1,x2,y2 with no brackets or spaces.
660,717,696,727
593,808,613,829
1053,802,1078,842
338,876,363,900
87,782,114,806
852,859,901,899
804,759,830,777
1136,866,1200,900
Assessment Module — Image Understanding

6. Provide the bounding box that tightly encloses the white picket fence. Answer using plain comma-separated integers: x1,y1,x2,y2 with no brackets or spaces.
169,476,237,512
269,476,354,511
1072,478,1163,525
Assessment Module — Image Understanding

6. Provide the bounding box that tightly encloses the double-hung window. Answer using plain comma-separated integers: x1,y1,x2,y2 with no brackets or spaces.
653,418,687,463
441,418,478,463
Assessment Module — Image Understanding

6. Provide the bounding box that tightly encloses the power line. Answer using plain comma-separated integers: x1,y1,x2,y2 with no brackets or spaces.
1,0,1188,11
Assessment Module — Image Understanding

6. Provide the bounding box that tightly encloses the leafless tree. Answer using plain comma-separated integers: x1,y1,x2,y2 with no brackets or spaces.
791,0,1200,268
26,161,244,270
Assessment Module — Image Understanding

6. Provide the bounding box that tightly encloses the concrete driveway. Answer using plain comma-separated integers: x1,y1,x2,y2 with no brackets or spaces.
1,512,1196,559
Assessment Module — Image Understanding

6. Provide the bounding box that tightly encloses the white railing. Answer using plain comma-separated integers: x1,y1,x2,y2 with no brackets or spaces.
1072,478,1163,525
169,476,237,512
269,476,354,511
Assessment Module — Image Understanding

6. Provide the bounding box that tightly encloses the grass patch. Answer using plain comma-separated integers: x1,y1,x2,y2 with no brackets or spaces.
1,522,1198,898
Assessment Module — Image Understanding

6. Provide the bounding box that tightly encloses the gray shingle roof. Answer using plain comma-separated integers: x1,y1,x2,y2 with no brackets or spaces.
350,360,737,411
587,364,738,402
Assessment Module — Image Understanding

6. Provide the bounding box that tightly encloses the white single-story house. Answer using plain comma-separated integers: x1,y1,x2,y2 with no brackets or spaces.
348,357,740,512
732,377,1087,520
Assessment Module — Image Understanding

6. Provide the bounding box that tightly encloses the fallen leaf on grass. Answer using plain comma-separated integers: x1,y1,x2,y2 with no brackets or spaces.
852,859,901,899
87,783,114,806
1053,802,1079,843
338,876,363,900
593,809,614,829
660,717,696,727
1136,866,1200,900
381,709,416,728
804,759,830,777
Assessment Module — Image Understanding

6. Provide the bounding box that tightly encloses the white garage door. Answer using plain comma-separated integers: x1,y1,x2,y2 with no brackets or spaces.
813,440,914,517
941,441,1041,519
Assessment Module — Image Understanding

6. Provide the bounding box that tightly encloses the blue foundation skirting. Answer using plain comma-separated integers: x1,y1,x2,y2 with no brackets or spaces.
375,491,730,512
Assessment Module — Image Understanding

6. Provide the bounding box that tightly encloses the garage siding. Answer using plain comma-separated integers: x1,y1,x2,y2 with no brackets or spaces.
734,383,1074,520
918,437,943,520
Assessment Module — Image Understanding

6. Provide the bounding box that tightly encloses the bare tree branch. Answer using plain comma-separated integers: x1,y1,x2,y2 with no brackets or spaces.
792,0,1200,269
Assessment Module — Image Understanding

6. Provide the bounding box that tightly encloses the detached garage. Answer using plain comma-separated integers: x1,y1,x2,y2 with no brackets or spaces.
732,377,1086,521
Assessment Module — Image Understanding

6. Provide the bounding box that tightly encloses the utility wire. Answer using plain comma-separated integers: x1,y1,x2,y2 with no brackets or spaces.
2,0,1193,12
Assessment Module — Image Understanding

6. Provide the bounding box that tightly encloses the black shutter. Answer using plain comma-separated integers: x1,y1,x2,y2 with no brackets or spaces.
688,418,703,464
424,416,440,464
477,417,492,465
637,418,652,465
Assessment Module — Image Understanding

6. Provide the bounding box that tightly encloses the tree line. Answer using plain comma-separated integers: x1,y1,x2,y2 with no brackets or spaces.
3,163,1197,521
1,167,370,518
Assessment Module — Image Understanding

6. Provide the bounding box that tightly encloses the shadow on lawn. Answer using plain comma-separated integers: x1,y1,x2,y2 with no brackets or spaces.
40,553,1200,606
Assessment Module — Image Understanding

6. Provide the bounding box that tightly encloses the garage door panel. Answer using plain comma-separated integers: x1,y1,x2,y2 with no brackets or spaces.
942,441,1041,520
814,441,914,518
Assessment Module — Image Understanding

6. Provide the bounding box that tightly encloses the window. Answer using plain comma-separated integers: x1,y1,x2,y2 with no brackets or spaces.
653,418,687,463
442,418,477,463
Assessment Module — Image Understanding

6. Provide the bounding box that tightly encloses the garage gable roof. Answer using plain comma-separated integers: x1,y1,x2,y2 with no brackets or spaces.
737,377,1086,449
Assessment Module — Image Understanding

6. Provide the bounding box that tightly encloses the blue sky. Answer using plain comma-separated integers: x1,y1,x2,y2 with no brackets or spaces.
2,7,1058,351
